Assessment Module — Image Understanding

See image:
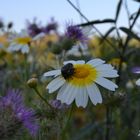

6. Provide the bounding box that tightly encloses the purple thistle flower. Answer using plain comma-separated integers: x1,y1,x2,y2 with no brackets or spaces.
27,22,43,37
65,24,87,42
15,106,38,136
131,67,140,74
0,89,39,137
43,19,58,34
49,99,69,110
2,89,23,106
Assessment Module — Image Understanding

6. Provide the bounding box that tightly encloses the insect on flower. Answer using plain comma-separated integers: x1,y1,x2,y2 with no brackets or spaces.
61,63,75,79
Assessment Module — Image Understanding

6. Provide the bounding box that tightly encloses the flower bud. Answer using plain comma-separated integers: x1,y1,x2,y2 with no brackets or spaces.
27,78,38,88
61,37,74,51
51,43,62,54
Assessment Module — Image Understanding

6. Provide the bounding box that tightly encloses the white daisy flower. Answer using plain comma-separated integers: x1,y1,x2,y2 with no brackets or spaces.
43,59,119,108
7,32,32,54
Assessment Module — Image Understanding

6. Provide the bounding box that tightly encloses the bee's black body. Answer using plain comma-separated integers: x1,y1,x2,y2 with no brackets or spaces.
61,63,75,79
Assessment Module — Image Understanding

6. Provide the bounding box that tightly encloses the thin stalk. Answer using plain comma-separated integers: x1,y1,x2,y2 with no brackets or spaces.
33,87,54,110
61,104,74,140
105,106,111,140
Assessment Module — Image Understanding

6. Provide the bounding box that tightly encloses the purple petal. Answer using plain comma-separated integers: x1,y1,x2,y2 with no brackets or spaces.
132,67,140,74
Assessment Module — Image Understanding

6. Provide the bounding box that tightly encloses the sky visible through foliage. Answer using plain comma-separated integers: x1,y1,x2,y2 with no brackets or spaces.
0,0,139,32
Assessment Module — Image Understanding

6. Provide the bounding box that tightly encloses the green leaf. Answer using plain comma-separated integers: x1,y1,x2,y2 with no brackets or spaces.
115,0,123,22
77,19,115,27
120,27,140,41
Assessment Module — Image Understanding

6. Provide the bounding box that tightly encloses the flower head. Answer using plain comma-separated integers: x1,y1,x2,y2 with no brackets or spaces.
65,24,87,43
27,22,43,37
132,66,140,86
0,89,38,138
49,99,69,110
43,18,58,34
44,59,118,108
132,67,140,74
8,33,32,54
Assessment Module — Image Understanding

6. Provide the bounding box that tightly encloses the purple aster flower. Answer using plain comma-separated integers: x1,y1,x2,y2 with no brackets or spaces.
43,18,58,34
49,99,69,110
65,24,87,42
27,21,43,37
0,89,39,138
15,106,38,136
131,67,140,74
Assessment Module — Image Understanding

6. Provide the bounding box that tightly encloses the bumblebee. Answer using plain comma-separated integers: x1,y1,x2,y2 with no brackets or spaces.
61,63,75,79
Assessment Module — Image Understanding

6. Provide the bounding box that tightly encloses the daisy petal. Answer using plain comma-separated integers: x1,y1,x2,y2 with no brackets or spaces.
43,70,61,77
96,64,114,70
95,77,118,91
87,59,105,67
98,70,119,78
63,61,76,65
47,77,65,93
75,87,88,108
136,79,140,86
87,84,102,105
21,45,29,53
75,60,85,64
57,84,77,105
33,32,45,40
13,44,22,51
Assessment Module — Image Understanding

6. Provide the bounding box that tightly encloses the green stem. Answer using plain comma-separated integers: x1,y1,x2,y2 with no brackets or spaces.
61,104,74,139
105,106,110,140
33,87,54,110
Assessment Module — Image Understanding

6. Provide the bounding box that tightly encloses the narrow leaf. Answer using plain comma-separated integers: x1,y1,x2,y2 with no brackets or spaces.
77,19,115,27
115,0,123,22
100,27,116,44
120,27,140,41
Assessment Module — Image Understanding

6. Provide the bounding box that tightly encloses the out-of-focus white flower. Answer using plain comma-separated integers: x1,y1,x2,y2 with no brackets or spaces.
7,32,31,54
136,79,140,86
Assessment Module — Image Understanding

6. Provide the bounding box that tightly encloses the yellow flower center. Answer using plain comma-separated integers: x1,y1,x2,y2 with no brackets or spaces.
14,37,31,45
68,64,98,87
74,65,90,78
